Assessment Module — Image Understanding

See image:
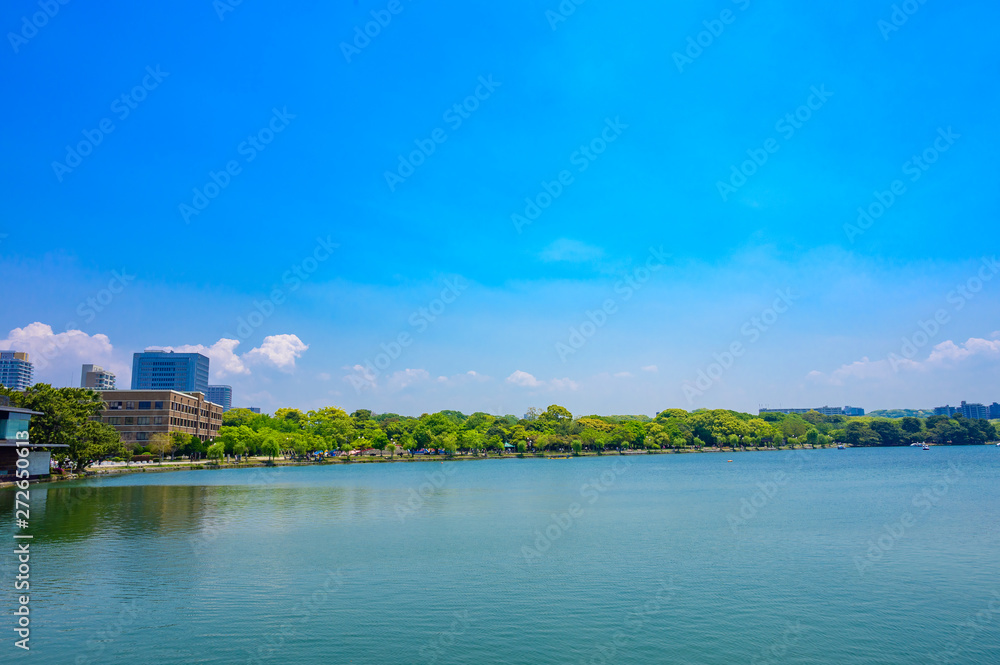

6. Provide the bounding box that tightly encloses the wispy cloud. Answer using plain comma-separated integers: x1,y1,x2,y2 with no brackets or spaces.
539,238,604,263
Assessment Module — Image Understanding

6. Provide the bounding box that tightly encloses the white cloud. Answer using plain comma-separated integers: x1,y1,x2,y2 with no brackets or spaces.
549,377,579,391
641,365,658,373
924,336,1000,366
809,335,1000,386
161,333,308,378
166,338,249,377
614,371,633,378
386,368,430,391
244,334,309,372
506,370,542,387
0,322,117,379
539,238,604,263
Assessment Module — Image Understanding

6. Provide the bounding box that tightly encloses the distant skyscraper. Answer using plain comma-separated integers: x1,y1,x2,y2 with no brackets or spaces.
81,364,116,390
960,401,989,420
206,385,232,412
933,405,958,417
131,350,209,394
0,351,33,391
991,403,1000,419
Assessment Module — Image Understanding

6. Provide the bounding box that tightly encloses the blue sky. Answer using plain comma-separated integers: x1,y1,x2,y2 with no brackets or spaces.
2,0,998,416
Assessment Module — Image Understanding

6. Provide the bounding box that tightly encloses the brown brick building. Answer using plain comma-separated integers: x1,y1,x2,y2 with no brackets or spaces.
99,390,223,444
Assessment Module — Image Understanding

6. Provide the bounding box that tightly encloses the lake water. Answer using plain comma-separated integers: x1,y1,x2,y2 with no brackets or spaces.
3,447,999,664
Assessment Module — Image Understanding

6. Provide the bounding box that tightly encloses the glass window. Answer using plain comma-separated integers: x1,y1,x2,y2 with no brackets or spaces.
126,401,135,409
138,401,151,410
154,401,163,409
124,417,134,425
137,417,150,425
153,417,163,425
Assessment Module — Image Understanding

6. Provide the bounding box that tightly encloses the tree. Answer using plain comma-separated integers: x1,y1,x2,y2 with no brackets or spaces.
571,440,582,455
233,439,249,461
845,421,880,447
207,440,226,462
169,431,189,460
259,430,281,460
69,421,124,473
538,405,573,433
900,417,923,434
805,429,820,446
186,435,207,461
870,419,903,446
516,441,527,455
1,384,114,472
148,433,175,463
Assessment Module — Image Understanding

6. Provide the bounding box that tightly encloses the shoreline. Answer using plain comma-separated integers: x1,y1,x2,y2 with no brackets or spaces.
1,442,986,489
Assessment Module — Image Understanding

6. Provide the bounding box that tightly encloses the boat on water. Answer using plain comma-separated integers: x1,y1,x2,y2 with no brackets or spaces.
909,442,924,447
837,444,845,449
922,444,930,450
548,455,572,459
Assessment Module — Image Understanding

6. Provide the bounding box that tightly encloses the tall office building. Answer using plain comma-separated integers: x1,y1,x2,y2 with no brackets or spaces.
81,364,116,390
960,401,989,420
991,403,1000,419
131,350,210,394
0,351,33,391
933,405,958,417
206,385,232,412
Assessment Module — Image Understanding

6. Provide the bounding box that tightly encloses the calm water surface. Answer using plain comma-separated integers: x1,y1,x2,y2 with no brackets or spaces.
2,447,998,664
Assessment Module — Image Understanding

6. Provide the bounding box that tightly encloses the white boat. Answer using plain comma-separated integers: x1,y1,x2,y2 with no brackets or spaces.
922,444,930,450
909,442,923,447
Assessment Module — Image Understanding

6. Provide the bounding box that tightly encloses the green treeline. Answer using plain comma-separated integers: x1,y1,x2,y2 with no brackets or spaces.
5,385,997,472
190,405,1000,458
